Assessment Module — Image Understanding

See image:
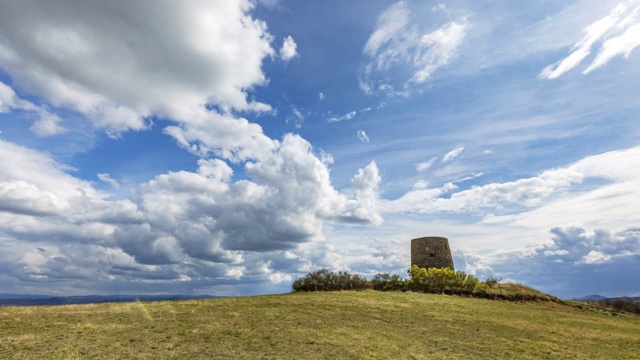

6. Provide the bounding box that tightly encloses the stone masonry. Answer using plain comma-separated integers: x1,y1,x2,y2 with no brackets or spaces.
410,236,455,271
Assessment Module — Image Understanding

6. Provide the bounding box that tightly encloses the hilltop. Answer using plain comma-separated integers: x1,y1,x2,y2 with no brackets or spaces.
1,291,638,359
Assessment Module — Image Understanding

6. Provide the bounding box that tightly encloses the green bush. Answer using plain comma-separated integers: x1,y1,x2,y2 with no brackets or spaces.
371,273,406,291
292,269,371,292
407,265,480,295
293,266,482,296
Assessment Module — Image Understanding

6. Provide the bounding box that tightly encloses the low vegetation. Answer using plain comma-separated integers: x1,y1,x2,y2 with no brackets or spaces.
591,297,640,315
2,291,639,359
291,268,370,292
294,266,561,302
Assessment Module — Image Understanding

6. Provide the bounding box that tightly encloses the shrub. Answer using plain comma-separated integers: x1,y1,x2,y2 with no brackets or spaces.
371,273,406,291
484,276,501,288
292,269,370,292
407,265,480,295
601,298,640,315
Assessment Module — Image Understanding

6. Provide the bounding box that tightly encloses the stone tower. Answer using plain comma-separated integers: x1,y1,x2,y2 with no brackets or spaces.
411,236,454,271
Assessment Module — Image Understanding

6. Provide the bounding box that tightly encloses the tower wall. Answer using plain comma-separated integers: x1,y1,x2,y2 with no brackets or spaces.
410,237,454,271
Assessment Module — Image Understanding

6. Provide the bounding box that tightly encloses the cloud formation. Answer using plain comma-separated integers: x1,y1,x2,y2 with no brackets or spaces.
280,35,299,61
416,157,437,172
387,145,640,217
0,0,386,295
0,136,383,291
442,145,464,163
357,130,370,143
540,1,640,79
328,111,357,122
487,226,640,298
0,81,66,137
0,0,274,137
360,1,466,96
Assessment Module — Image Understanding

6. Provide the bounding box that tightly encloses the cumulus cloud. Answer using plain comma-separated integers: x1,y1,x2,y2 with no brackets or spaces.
488,226,640,298
29,111,67,137
0,140,99,216
0,81,67,136
442,145,464,162
0,136,383,291
360,1,466,96
164,111,277,162
0,1,390,295
0,0,274,136
540,1,640,79
280,35,298,61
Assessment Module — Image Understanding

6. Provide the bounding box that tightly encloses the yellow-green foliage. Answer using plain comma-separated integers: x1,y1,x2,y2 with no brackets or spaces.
408,265,480,294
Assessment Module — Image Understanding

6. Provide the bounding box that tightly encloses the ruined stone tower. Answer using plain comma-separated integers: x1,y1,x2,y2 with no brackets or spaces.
411,237,454,271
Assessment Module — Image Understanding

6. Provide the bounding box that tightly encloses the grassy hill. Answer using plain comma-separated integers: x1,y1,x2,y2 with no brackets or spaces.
1,291,639,359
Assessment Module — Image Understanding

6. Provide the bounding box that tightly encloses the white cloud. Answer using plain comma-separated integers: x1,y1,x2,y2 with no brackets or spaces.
0,140,100,214
442,145,464,162
0,135,383,290
487,149,640,235
318,92,324,101
328,110,357,122
291,106,304,120
29,111,67,137
97,173,120,190
357,130,370,143
487,226,640,298
164,111,277,162
269,273,292,284
346,161,383,225
583,250,612,264
0,0,274,136
384,145,640,215
411,21,467,83
280,35,298,61
416,157,437,172
540,1,640,79
0,82,35,112
0,81,67,137
361,1,467,96
363,2,410,58
0,1,390,295
584,21,640,73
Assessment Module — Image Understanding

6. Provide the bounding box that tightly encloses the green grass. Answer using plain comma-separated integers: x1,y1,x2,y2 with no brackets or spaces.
1,291,639,359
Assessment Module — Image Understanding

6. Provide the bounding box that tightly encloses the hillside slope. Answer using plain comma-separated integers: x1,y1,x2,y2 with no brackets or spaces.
1,291,638,359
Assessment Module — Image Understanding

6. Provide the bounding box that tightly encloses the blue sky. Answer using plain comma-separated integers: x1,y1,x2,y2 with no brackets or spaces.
0,0,639,299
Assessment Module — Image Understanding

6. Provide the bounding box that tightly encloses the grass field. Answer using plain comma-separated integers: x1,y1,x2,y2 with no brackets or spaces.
1,291,639,359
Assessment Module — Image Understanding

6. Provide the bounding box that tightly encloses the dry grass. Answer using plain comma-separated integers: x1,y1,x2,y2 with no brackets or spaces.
1,291,639,359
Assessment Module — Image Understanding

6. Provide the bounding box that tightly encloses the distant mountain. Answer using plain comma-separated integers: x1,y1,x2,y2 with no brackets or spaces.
0,294,57,300
576,294,608,301
576,294,640,302
0,294,222,306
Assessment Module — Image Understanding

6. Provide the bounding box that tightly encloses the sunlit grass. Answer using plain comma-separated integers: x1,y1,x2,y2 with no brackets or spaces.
1,291,638,359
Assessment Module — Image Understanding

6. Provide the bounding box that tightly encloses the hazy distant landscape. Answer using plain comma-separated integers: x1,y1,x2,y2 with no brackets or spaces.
0,294,220,307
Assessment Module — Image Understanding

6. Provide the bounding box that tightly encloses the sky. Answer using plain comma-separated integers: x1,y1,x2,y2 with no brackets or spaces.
0,0,639,299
